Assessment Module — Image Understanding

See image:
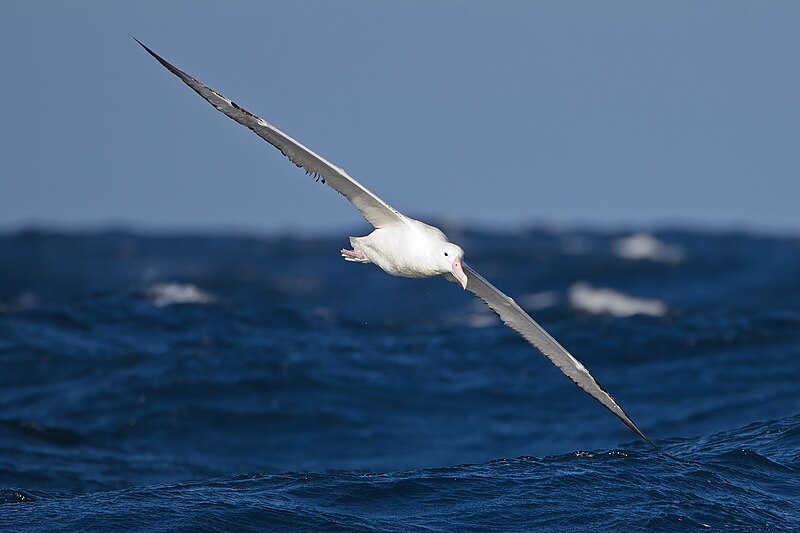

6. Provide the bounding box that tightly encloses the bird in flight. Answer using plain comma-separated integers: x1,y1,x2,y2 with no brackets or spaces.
136,39,655,448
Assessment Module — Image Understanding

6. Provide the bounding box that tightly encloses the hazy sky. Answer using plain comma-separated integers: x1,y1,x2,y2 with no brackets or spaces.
2,1,798,234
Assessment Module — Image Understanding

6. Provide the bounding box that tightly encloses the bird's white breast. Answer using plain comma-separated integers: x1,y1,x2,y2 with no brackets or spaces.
356,220,447,279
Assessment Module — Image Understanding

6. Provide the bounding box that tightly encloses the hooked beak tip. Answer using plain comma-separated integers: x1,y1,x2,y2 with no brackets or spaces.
452,257,468,290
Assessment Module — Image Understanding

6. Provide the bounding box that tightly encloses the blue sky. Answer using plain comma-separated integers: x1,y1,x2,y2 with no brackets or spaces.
2,1,798,234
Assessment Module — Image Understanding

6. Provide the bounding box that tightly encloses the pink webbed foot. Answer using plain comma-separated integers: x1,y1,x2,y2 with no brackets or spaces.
341,248,369,263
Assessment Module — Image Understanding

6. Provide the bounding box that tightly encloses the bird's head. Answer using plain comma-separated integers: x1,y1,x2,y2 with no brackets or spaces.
438,242,467,289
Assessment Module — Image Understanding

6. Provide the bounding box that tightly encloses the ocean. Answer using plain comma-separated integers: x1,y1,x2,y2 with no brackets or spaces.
1,227,799,531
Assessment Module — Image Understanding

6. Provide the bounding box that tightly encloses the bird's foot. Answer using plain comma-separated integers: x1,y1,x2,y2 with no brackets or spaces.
341,248,369,263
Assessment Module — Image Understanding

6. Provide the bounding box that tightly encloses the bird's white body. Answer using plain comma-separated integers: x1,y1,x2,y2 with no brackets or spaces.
137,39,656,448
349,219,461,279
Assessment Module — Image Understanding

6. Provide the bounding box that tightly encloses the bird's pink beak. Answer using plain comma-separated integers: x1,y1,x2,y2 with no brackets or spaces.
452,256,468,289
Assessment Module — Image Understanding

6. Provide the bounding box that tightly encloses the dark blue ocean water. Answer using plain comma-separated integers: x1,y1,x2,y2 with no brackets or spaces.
1,227,799,531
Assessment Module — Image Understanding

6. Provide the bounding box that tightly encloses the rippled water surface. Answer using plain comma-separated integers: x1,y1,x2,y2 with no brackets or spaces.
1,228,799,531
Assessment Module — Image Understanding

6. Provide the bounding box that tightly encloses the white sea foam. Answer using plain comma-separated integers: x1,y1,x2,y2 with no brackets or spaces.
459,300,500,328
147,283,216,307
521,290,560,311
464,313,500,328
568,282,667,317
613,233,685,264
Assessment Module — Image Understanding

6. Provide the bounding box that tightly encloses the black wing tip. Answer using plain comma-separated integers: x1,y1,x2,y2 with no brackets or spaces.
607,398,659,450
631,423,659,451
603,404,660,451
133,37,185,78
132,36,154,56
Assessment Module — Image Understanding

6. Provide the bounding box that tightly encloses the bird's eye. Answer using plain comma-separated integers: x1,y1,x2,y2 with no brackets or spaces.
444,252,449,257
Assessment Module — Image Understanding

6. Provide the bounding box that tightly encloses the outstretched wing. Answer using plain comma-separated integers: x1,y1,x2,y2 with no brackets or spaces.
462,263,656,447
135,39,404,229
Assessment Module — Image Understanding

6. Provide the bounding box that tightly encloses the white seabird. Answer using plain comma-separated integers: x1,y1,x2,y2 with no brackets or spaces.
136,39,656,448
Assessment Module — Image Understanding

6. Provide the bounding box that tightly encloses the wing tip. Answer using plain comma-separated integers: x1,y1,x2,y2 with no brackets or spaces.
594,382,659,450
132,36,155,57
133,37,186,79
627,419,659,450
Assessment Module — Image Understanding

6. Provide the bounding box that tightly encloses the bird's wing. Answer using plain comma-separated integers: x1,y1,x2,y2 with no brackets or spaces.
462,263,656,447
135,39,404,229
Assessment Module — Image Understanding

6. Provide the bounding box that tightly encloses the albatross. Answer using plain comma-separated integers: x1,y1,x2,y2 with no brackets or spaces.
136,39,656,448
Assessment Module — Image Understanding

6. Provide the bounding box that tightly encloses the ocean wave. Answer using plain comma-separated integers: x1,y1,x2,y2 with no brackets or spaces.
1,229,799,531
3,416,798,531
569,282,667,317
613,233,685,263
521,290,560,311
146,283,216,307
